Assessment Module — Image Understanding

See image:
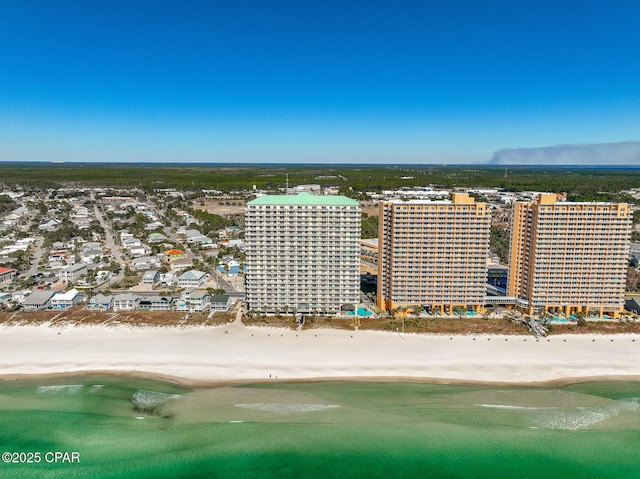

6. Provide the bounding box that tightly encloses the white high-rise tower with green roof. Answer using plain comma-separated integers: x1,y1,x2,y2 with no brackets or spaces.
245,192,361,314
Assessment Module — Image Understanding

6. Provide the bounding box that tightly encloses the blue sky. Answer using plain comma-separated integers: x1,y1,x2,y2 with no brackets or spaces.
1,0,639,164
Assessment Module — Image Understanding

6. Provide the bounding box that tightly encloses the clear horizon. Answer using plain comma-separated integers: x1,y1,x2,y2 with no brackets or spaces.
1,1,639,164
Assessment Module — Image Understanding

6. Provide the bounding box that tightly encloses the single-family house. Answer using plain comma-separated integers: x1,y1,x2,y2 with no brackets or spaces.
38,218,61,232
144,221,165,231
122,238,143,249
60,263,88,283
131,255,159,270
188,290,209,312
81,249,104,263
0,266,17,283
183,229,202,242
113,293,140,311
148,232,168,243
210,294,233,311
137,295,174,311
165,249,187,260
128,244,151,258
177,270,207,288
159,272,176,286
142,270,160,285
85,294,114,311
22,290,55,312
11,290,31,303
83,241,103,252
169,257,193,272
175,289,208,312
50,289,83,310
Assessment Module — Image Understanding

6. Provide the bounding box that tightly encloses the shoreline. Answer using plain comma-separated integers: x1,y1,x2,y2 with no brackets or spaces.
2,369,640,389
1,322,640,387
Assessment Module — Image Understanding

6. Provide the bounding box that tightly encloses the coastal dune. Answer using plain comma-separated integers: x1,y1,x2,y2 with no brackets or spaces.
1,322,639,385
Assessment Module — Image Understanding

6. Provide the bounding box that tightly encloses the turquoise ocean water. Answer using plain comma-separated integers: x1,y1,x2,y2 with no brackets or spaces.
1,377,640,478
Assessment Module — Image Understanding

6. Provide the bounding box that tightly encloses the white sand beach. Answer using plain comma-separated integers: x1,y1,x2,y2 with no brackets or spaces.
1,321,639,385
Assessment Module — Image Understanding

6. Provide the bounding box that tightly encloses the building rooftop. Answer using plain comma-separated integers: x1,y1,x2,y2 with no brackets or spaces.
210,294,230,303
52,288,80,301
24,290,55,304
179,270,207,280
248,192,358,206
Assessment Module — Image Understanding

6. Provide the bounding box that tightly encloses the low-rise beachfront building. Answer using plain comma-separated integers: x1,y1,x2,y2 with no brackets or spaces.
0,266,17,284
245,192,361,314
50,289,83,310
113,293,141,311
22,290,55,312
210,294,233,312
508,194,631,318
86,294,114,311
188,290,209,312
175,289,209,312
377,193,490,314
137,296,174,311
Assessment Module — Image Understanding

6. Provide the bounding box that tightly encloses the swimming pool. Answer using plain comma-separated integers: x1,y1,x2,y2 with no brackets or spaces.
347,307,372,317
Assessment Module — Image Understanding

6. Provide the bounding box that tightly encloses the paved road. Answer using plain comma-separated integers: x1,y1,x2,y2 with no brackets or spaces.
26,236,45,277
91,194,125,288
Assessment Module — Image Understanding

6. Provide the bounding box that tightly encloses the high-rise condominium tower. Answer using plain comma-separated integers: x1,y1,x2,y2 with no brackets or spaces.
245,192,360,314
508,193,631,318
377,193,490,314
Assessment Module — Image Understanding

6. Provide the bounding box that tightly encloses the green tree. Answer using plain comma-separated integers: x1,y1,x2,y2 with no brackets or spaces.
361,214,378,239
490,225,510,264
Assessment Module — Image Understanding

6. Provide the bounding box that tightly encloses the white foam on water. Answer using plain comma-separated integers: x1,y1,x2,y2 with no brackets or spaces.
88,385,105,394
534,407,612,430
37,385,84,394
476,404,560,410
135,416,145,420
229,420,244,423
132,390,181,410
479,400,639,430
234,403,340,415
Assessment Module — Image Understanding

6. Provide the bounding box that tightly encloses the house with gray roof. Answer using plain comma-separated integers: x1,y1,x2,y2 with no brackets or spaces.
138,295,174,311
177,270,207,288
142,270,160,285
22,290,55,312
86,294,114,311
210,294,233,312
60,263,88,283
175,289,209,312
113,293,140,311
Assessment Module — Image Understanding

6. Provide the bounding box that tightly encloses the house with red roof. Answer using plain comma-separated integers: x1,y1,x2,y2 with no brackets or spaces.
0,267,17,284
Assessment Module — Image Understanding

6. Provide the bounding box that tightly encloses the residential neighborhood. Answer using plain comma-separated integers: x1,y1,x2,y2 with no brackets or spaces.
0,186,244,316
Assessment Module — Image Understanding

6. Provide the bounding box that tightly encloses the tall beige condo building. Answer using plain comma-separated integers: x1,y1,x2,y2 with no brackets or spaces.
245,192,360,314
377,193,490,313
508,193,631,318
